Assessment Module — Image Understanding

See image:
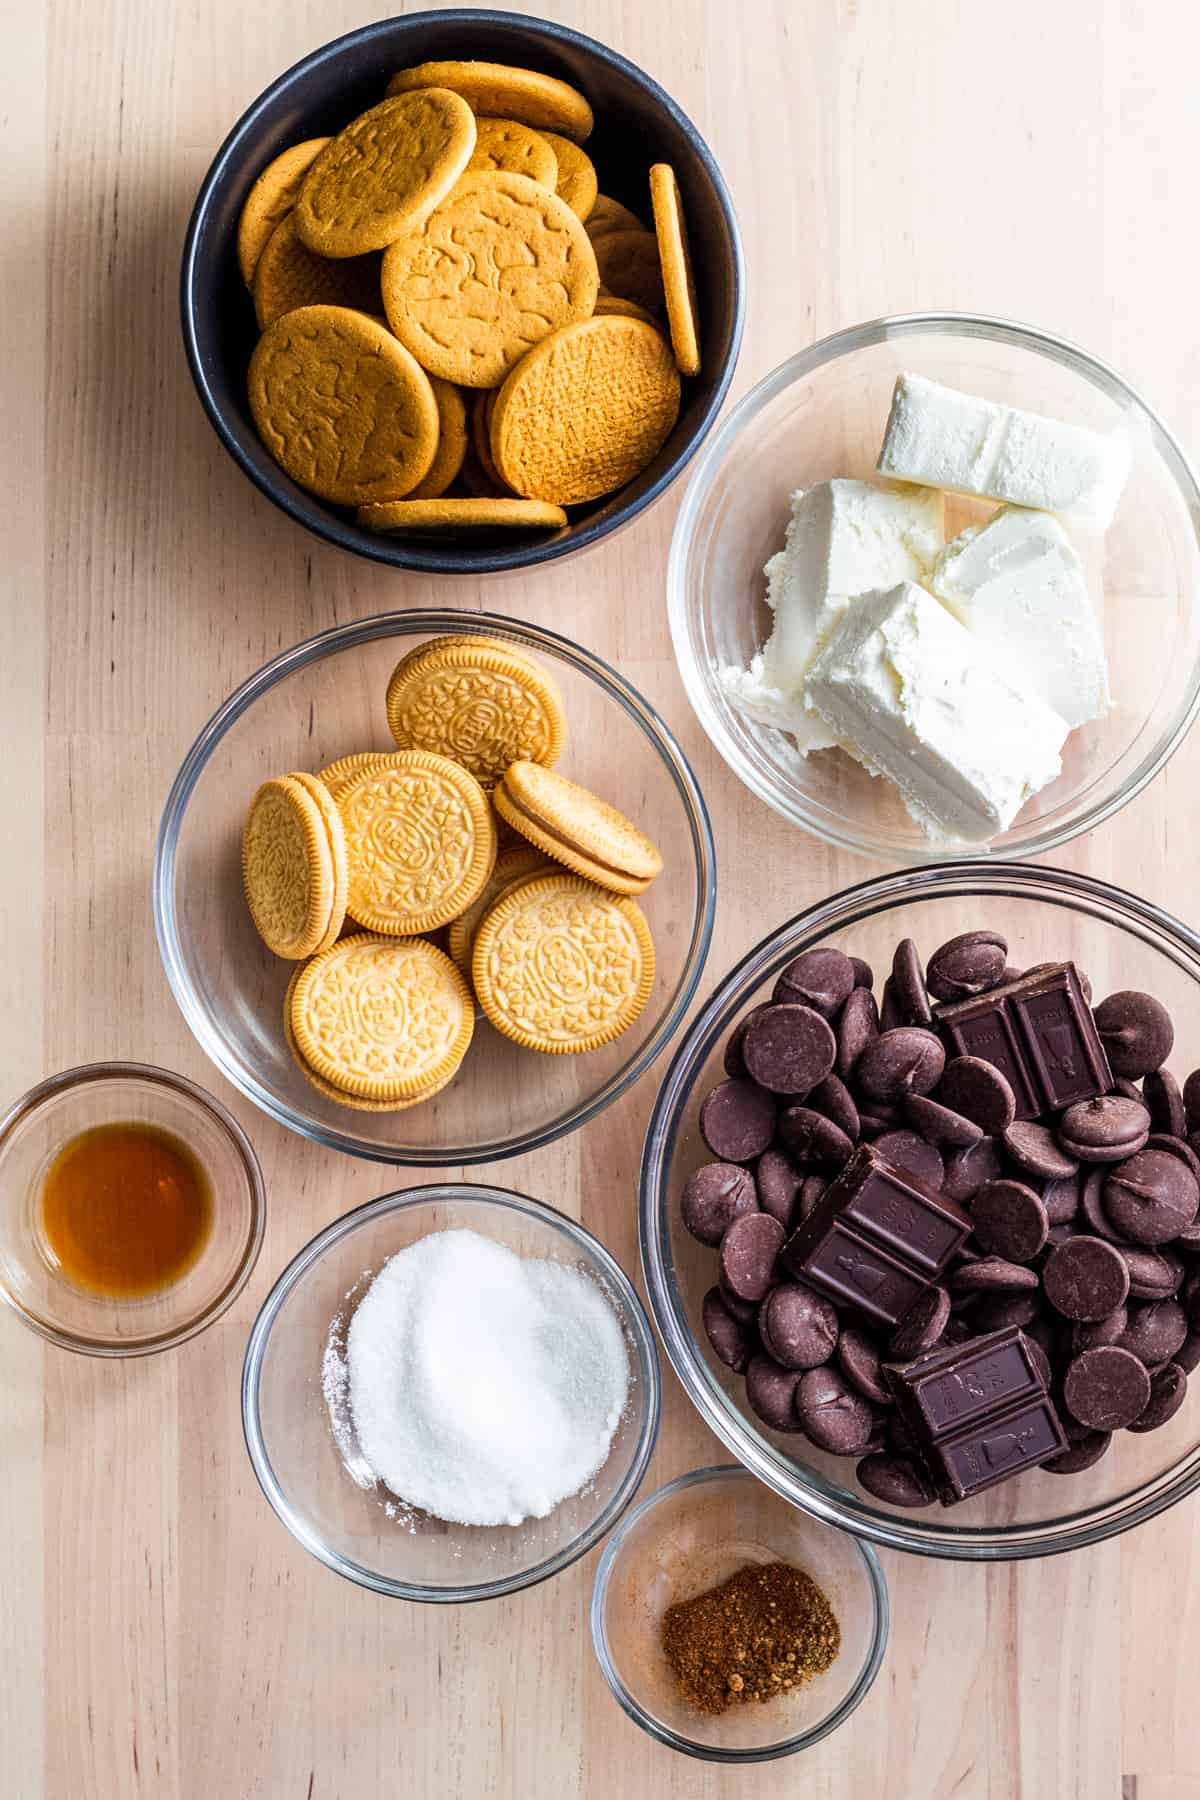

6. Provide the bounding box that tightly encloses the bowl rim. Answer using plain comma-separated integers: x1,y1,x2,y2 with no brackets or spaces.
640,859,1200,1560
588,1462,889,1761
667,309,1200,864
179,6,747,576
152,606,716,1164
0,1059,266,1356
241,1180,663,1602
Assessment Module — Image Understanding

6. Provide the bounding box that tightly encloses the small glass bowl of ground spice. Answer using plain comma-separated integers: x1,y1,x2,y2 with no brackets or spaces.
590,1464,887,1760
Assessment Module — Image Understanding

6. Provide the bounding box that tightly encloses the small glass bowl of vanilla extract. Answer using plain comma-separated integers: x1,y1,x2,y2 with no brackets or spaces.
0,1063,264,1354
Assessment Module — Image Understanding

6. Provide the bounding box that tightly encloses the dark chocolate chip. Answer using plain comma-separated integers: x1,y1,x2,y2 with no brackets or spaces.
1128,1361,1188,1432
745,1354,805,1431
1042,1173,1083,1227
892,938,933,1026
903,1092,984,1149
1063,1345,1151,1430
836,986,880,1083
743,1005,837,1096
1043,1429,1112,1473
1104,1148,1199,1245
1072,1305,1128,1353
718,1278,761,1325
925,930,1008,1003
723,1005,771,1078
759,1282,840,1370
796,1366,877,1455
1079,1165,1127,1243
942,1135,1005,1204
836,1325,893,1405
702,1287,756,1372
755,1149,802,1229
808,1073,861,1142
1113,1077,1144,1104
870,1129,945,1190
1057,1096,1151,1164
773,948,855,1019
1093,990,1175,1079
972,1291,1042,1332
855,1452,935,1507
1026,1334,1053,1390
1118,1298,1188,1368
971,1180,1049,1263
778,1105,855,1167
888,1284,951,1358
1003,1122,1080,1181
1143,1068,1187,1138
1119,1244,1184,1300
1043,1236,1131,1321
1146,1132,1200,1181
857,1103,903,1137
719,1212,786,1303
850,956,875,990
939,1057,1017,1134
879,976,904,1032
1175,1332,1200,1374
856,1028,945,1103
798,1174,827,1221
949,1257,1040,1294
700,1078,777,1162
682,1162,758,1245
1184,1069,1200,1128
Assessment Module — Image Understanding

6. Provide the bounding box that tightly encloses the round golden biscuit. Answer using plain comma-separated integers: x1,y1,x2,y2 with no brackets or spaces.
649,163,700,378
586,194,646,241
489,316,680,506
317,752,403,802
493,760,663,894
384,637,567,787
446,846,553,971
380,171,599,388
339,750,497,935
248,305,439,505
283,966,455,1111
468,116,557,188
252,213,384,329
593,293,657,325
358,497,567,532
287,770,349,953
472,872,655,1055
386,60,593,142
291,933,474,1101
592,229,665,314
294,91,477,257
408,375,469,499
242,775,336,958
471,389,509,491
538,131,597,221
237,138,330,287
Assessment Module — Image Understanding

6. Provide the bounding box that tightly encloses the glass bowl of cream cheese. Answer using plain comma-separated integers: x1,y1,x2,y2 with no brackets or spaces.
667,313,1200,863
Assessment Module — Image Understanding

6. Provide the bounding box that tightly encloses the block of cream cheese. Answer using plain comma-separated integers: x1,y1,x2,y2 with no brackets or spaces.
719,479,944,750
877,373,1131,532
804,581,1069,841
931,506,1110,729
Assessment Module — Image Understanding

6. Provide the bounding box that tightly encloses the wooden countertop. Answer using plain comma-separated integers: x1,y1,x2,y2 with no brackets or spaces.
4,2,1200,1795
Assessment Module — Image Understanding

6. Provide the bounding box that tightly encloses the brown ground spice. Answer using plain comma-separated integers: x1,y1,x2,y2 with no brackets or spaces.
660,1560,841,1715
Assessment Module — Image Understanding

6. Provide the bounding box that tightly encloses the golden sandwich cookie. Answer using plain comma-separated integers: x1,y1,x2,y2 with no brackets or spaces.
492,760,663,896
242,774,336,959
339,750,497,935
384,636,568,788
446,844,554,973
282,964,456,1111
286,770,349,953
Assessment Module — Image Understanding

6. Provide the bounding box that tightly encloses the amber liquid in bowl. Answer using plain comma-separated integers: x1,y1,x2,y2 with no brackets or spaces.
39,1122,213,1298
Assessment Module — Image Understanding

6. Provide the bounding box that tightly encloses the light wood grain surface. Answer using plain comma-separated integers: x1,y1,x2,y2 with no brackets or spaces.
5,1,1200,1795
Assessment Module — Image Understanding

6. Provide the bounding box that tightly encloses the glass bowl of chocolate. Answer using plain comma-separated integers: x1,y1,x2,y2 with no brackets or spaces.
641,862,1200,1558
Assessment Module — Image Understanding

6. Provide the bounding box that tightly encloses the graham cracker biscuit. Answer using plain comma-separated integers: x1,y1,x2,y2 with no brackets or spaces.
446,845,552,972
242,774,336,958
359,497,567,532
493,760,663,895
252,213,384,329
468,116,557,188
592,229,665,315
291,933,474,1100
317,752,402,802
384,635,567,787
386,60,594,142
586,194,646,242
339,750,497,935
408,375,469,498
489,316,680,506
287,770,349,952
248,305,439,505
283,965,455,1110
294,90,477,257
237,138,330,287
380,171,598,388
472,872,655,1055
539,131,597,221
649,163,700,377
594,293,657,325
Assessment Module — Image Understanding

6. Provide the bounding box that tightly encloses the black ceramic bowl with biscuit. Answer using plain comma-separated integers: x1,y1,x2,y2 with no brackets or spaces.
181,9,744,575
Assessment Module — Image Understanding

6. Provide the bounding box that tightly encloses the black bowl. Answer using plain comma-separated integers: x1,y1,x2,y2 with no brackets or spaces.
181,9,745,576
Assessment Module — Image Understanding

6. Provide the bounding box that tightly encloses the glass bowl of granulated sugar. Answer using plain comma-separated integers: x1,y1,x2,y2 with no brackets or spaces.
242,1183,661,1602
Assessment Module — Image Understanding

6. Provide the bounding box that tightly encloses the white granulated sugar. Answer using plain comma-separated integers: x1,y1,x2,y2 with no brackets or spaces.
342,1229,630,1528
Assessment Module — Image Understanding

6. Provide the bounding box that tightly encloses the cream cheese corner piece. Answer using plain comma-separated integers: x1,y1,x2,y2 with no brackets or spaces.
804,580,1069,842
877,372,1131,533
718,479,944,752
931,506,1110,730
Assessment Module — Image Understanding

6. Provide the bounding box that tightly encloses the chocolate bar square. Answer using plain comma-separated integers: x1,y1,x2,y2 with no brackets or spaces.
791,1219,928,1327
928,1397,1068,1503
936,961,1111,1120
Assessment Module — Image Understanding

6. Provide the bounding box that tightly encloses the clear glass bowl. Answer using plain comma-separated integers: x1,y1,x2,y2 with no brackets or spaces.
590,1464,887,1761
641,863,1200,1559
0,1062,265,1355
668,313,1200,864
242,1183,661,1602
153,610,715,1164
